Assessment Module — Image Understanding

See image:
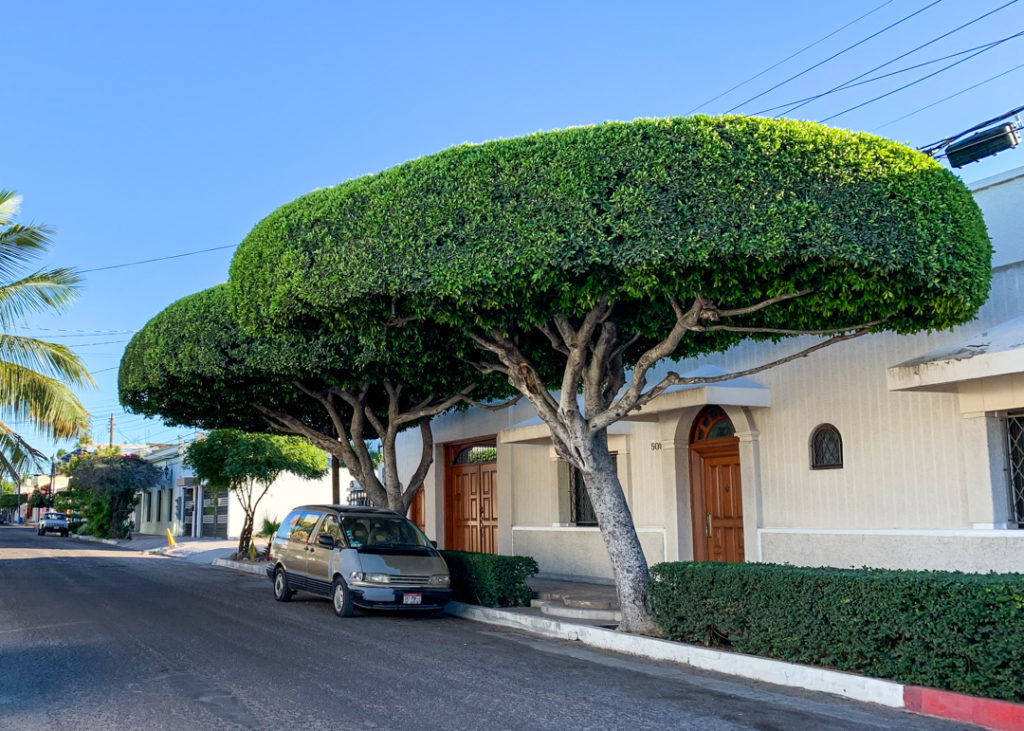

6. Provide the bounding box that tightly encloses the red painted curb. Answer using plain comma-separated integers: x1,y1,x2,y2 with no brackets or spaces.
904,686,1024,731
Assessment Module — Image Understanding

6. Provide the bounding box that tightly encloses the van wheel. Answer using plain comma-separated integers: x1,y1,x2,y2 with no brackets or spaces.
331,577,354,617
273,567,293,602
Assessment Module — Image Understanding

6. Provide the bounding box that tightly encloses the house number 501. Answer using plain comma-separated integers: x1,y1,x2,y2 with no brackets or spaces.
650,442,662,450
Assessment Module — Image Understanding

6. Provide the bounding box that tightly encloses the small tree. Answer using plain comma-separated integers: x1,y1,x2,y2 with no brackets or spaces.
185,430,327,557
69,453,159,538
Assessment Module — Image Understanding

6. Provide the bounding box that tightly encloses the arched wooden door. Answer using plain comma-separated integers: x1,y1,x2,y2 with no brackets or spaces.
445,440,497,554
689,406,744,562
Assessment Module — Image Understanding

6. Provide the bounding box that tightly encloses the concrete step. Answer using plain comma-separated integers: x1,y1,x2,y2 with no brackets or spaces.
536,590,618,611
530,599,622,622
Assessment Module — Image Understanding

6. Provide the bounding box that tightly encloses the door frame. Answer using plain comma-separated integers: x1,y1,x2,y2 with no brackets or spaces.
443,436,497,551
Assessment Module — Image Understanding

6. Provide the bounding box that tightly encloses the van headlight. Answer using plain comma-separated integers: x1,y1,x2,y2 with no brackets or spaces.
364,573,391,584
429,574,450,586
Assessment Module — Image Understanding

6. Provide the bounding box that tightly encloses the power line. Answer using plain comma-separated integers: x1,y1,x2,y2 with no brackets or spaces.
724,0,946,114
820,29,1024,122
751,34,1023,116
78,244,236,274
917,102,1024,153
874,62,1024,130
685,0,897,114
773,0,1020,117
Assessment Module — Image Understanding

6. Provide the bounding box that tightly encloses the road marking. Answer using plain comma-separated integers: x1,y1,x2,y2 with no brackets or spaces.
0,621,88,634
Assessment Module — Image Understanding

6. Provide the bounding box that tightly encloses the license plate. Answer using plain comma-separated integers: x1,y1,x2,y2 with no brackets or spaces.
403,593,422,605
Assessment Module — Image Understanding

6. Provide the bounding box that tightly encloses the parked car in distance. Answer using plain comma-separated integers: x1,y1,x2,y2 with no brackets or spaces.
267,505,451,617
37,511,69,537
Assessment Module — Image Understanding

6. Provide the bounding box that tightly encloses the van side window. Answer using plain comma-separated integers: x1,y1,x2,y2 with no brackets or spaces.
276,511,303,541
316,514,345,546
290,512,321,545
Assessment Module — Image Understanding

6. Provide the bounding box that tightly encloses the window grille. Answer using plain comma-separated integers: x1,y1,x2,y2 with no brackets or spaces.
691,405,735,442
810,424,843,470
568,454,617,527
1008,415,1024,526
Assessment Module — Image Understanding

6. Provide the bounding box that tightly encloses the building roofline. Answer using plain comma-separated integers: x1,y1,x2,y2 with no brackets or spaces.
968,165,1024,193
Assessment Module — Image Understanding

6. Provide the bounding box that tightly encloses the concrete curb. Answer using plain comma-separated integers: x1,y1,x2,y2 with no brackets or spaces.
445,602,1024,730
211,558,266,576
70,534,124,547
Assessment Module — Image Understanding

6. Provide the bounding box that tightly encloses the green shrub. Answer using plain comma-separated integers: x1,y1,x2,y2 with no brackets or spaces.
650,561,1024,702
441,550,538,607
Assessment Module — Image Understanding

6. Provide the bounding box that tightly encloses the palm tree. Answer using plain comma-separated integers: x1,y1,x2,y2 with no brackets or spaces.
0,190,93,481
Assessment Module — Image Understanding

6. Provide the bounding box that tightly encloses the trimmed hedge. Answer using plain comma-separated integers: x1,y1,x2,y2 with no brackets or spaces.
650,562,1024,702
441,550,538,607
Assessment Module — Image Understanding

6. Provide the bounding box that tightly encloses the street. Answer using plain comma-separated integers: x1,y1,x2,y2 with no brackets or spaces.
0,527,970,731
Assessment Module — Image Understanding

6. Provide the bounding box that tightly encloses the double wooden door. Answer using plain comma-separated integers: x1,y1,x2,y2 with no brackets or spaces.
446,444,497,554
690,439,745,562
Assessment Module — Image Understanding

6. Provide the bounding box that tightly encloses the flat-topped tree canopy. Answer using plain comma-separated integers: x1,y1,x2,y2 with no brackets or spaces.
229,115,990,349
118,285,323,434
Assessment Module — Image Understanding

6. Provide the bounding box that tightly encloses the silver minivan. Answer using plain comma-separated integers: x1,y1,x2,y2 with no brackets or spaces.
266,505,452,616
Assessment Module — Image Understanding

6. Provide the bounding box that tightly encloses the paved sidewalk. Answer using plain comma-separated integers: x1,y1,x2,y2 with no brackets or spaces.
72,532,245,564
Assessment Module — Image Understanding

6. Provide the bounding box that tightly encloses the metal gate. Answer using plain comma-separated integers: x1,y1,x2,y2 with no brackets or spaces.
201,488,229,538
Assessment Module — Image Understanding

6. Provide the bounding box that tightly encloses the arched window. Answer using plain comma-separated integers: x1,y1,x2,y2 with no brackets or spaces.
809,424,843,469
454,444,497,465
690,405,736,443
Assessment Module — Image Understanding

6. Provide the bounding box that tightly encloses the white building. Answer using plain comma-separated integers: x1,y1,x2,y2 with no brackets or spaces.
136,441,349,539
395,166,1024,581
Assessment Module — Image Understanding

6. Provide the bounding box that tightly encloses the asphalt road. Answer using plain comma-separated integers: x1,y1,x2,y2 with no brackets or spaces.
0,526,971,731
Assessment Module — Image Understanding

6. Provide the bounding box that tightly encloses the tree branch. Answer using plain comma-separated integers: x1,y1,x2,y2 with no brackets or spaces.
402,417,434,513
713,289,813,318
627,327,873,417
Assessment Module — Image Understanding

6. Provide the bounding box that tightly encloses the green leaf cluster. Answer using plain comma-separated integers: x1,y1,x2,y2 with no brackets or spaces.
184,429,327,491
650,561,1024,702
231,116,990,360
440,549,538,607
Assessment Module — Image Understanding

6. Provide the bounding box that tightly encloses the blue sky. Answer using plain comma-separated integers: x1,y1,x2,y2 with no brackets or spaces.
6,0,1024,458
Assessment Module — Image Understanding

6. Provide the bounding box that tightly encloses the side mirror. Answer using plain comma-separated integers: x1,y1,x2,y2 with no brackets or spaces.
430,540,438,548
317,534,335,549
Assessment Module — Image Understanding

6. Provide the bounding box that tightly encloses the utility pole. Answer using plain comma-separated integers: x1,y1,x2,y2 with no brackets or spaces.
109,414,114,448
331,456,340,504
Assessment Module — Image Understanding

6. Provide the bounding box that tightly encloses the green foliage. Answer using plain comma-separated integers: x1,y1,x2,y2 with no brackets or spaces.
649,561,1024,702
184,430,327,491
441,550,538,607
27,488,53,508
69,453,160,494
0,492,27,508
0,190,93,483
231,116,990,358
68,454,156,539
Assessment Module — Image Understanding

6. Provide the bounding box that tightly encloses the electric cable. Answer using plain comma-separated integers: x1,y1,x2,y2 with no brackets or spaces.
820,29,1024,122
685,0,897,114
78,244,235,274
874,65,1024,130
773,0,1020,117
724,0,946,114
750,35,1018,116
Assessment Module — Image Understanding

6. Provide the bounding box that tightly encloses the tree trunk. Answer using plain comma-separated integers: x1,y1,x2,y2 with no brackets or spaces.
572,429,659,635
237,513,253,557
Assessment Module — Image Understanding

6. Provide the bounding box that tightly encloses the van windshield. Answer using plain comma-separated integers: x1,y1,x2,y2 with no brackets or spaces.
341,516,429,549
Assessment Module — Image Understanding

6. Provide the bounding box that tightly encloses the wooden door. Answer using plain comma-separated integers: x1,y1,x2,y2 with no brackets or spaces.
689,406,744,562
409,489,425,533
445,440,497,554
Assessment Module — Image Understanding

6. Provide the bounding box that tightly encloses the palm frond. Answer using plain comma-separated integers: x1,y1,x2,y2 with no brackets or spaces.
0,363,91,440
0,269,82,329
0,191,24,224
0,335,95,387
0,422,47,483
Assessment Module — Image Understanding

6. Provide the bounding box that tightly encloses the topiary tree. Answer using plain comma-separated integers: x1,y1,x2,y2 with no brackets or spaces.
229,116,991,633
69,453,160,538
184,430,327,557
120,284,512,515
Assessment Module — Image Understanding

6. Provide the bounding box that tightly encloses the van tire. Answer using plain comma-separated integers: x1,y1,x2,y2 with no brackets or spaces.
331,577,354,617
273,567,293,602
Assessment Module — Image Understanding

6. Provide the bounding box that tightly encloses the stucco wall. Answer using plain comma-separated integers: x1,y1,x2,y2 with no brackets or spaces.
760,529,1024,573
512,527,666,581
